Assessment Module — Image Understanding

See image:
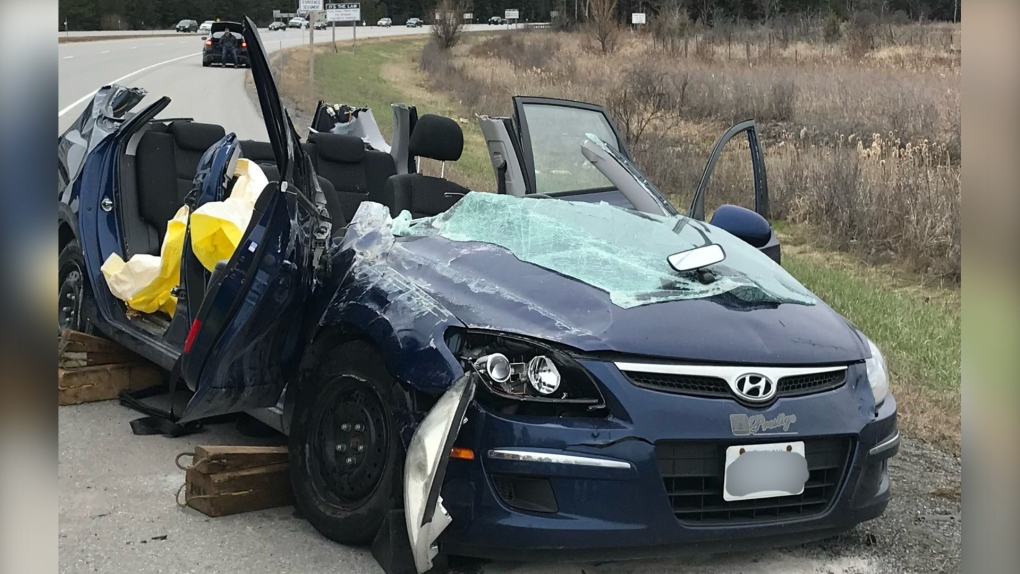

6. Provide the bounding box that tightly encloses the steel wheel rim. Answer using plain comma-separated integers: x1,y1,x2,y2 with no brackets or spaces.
58,261,84,332
307,382,390,509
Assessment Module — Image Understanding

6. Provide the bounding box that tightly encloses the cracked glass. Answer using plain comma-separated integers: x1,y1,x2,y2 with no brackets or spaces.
390,193,816,309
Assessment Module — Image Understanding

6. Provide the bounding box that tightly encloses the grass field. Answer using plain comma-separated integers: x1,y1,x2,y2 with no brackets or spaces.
268,33,960,455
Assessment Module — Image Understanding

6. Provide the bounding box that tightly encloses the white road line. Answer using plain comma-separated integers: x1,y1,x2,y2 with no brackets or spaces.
58,52,201,117
63,56,74,59
101,50,109,54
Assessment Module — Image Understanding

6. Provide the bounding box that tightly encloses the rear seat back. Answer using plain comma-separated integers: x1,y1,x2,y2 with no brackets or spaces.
135,121,225,248
238,139,347,226
305,132,397,219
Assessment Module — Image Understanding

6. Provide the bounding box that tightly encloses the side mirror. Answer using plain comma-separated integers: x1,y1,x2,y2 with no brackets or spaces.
710,204,781,265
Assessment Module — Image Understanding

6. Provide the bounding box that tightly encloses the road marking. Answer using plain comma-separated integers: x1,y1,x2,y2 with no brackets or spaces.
63,56,74,59
58,51,201,117
101,50,109,54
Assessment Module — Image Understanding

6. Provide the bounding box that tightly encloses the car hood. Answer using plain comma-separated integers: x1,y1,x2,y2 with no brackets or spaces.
390,233,867,365
351,193,870,366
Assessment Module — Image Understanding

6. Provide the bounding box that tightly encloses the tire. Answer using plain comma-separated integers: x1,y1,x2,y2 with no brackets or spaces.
289,340,407,545
202,60,210,67
58,240,95,335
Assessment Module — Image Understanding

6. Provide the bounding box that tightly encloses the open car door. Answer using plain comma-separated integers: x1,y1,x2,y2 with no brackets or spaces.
178,17,331,422
687,120,770,221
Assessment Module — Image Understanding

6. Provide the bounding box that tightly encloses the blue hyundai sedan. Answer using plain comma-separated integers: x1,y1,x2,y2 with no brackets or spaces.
57,17,898,574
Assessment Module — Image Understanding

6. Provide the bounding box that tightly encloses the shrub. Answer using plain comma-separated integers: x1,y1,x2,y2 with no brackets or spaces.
823,12,842,43
430,0,469,50
846,10,878,59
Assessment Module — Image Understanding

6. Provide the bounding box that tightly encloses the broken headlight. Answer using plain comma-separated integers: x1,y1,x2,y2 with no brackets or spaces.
445,329,608,417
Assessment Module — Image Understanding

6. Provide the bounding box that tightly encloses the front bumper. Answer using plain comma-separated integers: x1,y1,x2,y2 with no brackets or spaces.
438,360,898,560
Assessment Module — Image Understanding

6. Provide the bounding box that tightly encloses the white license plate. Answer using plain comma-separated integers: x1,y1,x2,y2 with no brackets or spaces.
723,441,808,502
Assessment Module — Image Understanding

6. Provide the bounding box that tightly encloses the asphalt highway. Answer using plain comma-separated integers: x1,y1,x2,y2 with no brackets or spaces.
58,25,490,137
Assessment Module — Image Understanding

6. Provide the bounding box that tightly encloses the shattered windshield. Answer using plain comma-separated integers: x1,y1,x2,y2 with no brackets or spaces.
392,193,816,309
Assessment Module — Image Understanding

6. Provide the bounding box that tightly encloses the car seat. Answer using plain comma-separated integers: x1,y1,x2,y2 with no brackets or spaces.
376,114,470,218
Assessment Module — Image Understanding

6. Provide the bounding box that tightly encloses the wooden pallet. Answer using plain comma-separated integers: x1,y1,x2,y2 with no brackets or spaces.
180,445,293,517
58,329,163,406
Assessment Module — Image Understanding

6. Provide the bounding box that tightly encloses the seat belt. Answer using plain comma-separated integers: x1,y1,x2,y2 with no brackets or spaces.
118,356,204,437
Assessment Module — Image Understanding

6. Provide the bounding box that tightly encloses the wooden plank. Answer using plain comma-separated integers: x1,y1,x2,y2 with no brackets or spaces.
58,329,144,368
58,362,163,406
184,462,293,517
190,445,290,474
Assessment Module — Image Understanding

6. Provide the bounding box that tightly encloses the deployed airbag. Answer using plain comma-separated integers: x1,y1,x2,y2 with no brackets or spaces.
101,159,268,316
189,158,268,271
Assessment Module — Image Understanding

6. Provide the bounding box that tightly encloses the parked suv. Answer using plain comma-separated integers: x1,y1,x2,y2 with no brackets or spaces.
176,19,198,33
202,21,249,67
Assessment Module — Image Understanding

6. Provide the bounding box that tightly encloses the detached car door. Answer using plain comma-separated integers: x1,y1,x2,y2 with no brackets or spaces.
512,96,631,196
179,18,331,422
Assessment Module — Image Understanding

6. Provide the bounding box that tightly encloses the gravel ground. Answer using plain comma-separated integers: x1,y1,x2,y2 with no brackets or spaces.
59,399,960,574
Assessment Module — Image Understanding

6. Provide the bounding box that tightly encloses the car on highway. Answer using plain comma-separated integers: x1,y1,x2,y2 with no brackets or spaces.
488,16,506,25
377,17,392,27
268,21,286,31
58,16,899,574
198,20,214,34
288,16,309,28
406,17,423,27
176,19,198,33
314,19,328,30
201,21,249,67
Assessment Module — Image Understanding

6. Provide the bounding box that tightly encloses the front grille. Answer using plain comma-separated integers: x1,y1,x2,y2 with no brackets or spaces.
655,436,853,525
622,369,847,401
624,372,729,398
777,370,847,396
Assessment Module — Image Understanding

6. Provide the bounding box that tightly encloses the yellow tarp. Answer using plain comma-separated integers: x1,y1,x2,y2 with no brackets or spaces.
101,159,268,317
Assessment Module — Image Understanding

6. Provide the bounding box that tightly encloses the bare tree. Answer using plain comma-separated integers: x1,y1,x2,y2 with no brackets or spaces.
587,0,620,54
754,0,781,24
430,0,469,50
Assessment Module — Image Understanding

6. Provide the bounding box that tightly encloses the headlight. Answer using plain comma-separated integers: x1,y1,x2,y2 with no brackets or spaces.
864,337,890,406
446,329,607,417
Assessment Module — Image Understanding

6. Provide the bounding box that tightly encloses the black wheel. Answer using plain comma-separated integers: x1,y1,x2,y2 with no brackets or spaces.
289,340,406,545
58,240,95,334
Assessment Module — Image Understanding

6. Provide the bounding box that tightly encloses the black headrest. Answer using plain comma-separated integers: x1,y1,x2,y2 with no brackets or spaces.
168,121,226,152
239,140,276,163
308,132,366,163
409,114,463,162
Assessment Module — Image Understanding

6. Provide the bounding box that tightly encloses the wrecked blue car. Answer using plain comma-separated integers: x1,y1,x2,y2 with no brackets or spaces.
58,17,898,573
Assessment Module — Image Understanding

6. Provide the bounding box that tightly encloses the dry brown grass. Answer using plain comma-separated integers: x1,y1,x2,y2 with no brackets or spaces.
420,25,960,282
